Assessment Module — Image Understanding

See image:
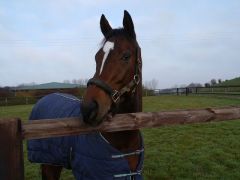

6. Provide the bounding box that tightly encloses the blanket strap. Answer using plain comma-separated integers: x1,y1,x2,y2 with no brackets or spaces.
111,149,144,158
114,170,142,178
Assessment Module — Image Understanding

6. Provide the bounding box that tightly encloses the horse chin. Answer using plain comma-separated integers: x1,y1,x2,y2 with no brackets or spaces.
82,95,112,126
82,113,102,126
83,110,108,127
94,100,111,121
86,118,103,127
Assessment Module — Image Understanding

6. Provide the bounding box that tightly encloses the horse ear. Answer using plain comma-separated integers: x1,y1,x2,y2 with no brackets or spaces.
123,10,136,39
100,14,112,37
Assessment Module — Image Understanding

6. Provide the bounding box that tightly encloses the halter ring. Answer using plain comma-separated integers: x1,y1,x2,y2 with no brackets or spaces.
134,75,140,85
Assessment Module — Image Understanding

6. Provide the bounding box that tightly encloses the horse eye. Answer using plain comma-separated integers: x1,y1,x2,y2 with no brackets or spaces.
121,51,131,61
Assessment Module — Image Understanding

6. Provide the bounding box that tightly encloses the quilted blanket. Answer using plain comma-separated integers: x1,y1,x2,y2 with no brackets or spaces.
27,93,144,180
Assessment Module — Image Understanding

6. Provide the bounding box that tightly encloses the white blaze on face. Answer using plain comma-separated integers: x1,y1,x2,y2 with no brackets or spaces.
99,41,114,75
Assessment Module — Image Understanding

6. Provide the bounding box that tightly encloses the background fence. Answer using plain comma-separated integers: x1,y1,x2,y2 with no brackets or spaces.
1,85,240,106
0,96,42,106
149,85,240,96
0,95,83,106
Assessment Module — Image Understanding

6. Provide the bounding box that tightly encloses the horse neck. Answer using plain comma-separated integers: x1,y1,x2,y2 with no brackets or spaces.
102,80,142,151
119,80,142,113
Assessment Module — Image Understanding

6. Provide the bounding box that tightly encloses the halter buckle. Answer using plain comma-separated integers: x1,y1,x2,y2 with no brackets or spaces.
112,90,120,103
134,75,140,85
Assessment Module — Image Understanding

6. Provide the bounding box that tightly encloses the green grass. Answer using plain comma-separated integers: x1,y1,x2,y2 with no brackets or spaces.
0,95,240,179
0,104,33,120
143,120,240,179
143,95,240,112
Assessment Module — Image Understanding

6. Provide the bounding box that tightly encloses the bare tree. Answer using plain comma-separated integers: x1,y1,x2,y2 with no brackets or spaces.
205,83,210,87
72,79,77,84
210,79,217,86
84,79,89,86
188,83,202,87
218,79,222,84
63,78,88,86
171,84,179,88
17,82,36,87
77,79,84,85
76,78,88,86
63,80,70,84
179,84,187,88
144,78,158,90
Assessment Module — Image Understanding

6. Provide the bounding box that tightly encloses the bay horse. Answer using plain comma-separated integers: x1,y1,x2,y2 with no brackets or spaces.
28,10,143,180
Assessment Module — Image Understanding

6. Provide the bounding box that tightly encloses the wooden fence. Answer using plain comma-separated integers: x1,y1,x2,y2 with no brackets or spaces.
152,85,240,96
1,106,240,179
0,96,83,106
1,85,240,106
0,96,42,106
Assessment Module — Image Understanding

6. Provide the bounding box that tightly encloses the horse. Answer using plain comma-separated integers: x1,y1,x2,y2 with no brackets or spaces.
27,10,143,180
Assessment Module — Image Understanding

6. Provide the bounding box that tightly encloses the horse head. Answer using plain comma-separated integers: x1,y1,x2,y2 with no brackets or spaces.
82,10,142,126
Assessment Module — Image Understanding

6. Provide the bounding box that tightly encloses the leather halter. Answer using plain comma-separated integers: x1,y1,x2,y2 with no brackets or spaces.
87,46,141,104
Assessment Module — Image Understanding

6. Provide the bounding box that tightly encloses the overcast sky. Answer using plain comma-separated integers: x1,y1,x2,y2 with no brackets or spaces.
0,0,240,88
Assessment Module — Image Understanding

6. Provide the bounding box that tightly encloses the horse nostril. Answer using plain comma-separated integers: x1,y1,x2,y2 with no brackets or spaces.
81,101,98,125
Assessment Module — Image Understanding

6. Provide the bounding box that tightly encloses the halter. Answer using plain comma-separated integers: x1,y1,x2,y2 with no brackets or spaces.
87,46,141,104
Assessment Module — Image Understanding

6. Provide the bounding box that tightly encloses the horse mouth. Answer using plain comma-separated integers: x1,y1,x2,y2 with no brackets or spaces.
82,101,100,126
82,87,119,126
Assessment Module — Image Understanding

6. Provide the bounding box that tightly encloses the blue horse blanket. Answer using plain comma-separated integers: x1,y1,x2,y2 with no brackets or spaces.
28,93,144,180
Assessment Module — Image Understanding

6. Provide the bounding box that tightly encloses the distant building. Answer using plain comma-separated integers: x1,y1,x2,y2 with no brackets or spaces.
14,82,82,91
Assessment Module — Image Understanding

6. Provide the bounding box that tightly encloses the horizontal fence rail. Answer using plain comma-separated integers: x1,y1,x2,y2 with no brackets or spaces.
22,106,240,140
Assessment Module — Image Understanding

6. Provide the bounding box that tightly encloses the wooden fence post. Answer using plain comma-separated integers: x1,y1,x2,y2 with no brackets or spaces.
0,118,24,180
186,88,189,96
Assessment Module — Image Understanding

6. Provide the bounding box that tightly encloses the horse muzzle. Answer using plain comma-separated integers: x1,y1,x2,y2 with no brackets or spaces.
81,100,104,126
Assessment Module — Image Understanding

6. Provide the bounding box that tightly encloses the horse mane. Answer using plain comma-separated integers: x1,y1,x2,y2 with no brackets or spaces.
101,28,136,45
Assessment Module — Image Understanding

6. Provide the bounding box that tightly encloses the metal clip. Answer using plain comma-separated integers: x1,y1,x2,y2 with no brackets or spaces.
112,90,120,103
134,75,140,85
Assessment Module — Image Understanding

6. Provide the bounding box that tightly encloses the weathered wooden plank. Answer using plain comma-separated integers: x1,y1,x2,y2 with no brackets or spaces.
0,118,24,180
22,106,240,140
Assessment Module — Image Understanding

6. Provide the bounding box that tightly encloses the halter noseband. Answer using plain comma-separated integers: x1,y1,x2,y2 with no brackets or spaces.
87,46,141,104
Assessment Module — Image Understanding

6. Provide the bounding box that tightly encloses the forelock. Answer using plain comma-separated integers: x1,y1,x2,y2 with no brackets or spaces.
101,28,136,45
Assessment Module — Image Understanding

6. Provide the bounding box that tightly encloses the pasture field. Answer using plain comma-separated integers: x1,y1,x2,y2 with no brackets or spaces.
0,95,240,179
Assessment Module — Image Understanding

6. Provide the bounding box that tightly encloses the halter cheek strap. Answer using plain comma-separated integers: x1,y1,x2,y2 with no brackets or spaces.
87,46,141,104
